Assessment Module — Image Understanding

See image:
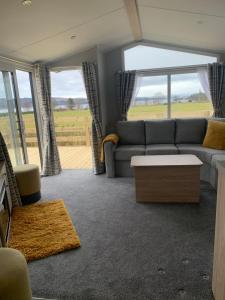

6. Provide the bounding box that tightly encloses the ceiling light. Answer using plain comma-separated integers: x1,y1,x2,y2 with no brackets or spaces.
70,35,76,40
22,0,32,6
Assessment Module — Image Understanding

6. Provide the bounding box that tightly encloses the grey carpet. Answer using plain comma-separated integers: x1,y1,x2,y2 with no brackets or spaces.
29,170,216,300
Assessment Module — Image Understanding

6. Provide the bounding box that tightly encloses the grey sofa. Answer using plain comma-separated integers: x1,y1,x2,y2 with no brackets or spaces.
104,118,225,189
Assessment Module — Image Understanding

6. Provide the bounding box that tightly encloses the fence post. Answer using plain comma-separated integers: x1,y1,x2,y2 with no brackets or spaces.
85,124,90,146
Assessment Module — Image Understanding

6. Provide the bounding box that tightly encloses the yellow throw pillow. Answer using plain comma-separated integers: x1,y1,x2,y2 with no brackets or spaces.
203,120,225,150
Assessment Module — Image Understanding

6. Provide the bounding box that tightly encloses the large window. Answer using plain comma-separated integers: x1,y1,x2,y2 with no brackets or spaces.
128,71,213,120
125,44,217,120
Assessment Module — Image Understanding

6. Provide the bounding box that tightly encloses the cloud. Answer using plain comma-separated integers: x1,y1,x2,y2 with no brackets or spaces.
1,69,87,100
16,70,32,98
137,73,204,97
51,70,87,98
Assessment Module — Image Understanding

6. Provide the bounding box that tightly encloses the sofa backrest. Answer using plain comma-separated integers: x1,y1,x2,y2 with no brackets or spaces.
145,119,176,144
116,121,145,145
175,118,207,144
116,118,213,145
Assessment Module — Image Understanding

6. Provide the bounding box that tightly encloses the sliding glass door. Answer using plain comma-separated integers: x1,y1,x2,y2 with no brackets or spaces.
0,71,23,165
0,67,41,168
16,70,41,167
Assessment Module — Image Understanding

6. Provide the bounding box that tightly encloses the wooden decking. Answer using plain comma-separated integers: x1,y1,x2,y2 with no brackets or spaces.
27,146,92,169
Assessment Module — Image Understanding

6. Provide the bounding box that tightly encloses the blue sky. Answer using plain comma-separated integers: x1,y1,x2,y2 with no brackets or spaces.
124,45,217,70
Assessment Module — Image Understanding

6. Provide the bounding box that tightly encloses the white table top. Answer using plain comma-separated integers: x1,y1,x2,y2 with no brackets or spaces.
131,154,203,167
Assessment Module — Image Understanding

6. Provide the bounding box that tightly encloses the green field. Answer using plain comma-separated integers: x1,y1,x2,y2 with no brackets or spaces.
0,101,213,146
128,101,213,119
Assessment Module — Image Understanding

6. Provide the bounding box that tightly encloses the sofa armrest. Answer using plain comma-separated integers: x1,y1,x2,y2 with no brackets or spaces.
210,154,225,189
104,141,117,178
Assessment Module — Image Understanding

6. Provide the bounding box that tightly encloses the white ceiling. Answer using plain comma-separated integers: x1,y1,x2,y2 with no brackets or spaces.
0,0,224,63
138,0,225,52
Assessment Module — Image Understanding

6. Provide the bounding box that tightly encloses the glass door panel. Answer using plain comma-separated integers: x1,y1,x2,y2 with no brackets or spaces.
0,71,22,165
16,70,41,168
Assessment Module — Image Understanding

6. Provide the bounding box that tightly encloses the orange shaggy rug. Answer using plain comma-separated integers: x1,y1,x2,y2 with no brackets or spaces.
8,199,81,262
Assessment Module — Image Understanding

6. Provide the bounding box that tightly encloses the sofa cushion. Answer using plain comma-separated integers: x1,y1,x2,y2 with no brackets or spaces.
114,145,145,161
145,119,175,144
203,120,225,150
146,144,178,155
177,144,225,164
175,118,207,144
116,121,145,145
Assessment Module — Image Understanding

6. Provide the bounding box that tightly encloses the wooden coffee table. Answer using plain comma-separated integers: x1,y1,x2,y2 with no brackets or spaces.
131,154,203,203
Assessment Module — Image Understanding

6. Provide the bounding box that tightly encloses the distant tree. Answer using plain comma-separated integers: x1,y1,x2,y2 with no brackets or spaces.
76,98,81,110
153,92,165,104
187,92,208,102
67,98,74,110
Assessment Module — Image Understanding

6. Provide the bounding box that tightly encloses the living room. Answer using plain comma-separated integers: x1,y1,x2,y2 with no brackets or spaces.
1,0,225,299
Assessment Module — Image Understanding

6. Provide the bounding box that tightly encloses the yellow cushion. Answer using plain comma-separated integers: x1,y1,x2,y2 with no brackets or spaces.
203,120,225,150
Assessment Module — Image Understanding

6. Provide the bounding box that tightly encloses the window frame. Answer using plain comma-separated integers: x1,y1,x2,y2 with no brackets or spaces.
130,65,213,119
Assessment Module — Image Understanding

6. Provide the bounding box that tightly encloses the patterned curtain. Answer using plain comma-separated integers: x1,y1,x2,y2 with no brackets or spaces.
82,62,104,174
34,64,61,176
116,71,136,121
0,133,21,207
208,63,225,117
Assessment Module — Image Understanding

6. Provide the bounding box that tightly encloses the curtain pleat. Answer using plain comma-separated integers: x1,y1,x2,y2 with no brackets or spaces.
116,71,136,121
82,62,104,175
34,64,61,176
0,133,21,207
208,63,225,118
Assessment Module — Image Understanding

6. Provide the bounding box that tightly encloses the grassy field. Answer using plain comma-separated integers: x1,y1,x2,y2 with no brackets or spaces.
128,102,213,119
0,101,213,147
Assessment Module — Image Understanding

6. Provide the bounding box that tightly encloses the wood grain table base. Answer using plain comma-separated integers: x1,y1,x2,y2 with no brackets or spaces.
134,165,200,203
